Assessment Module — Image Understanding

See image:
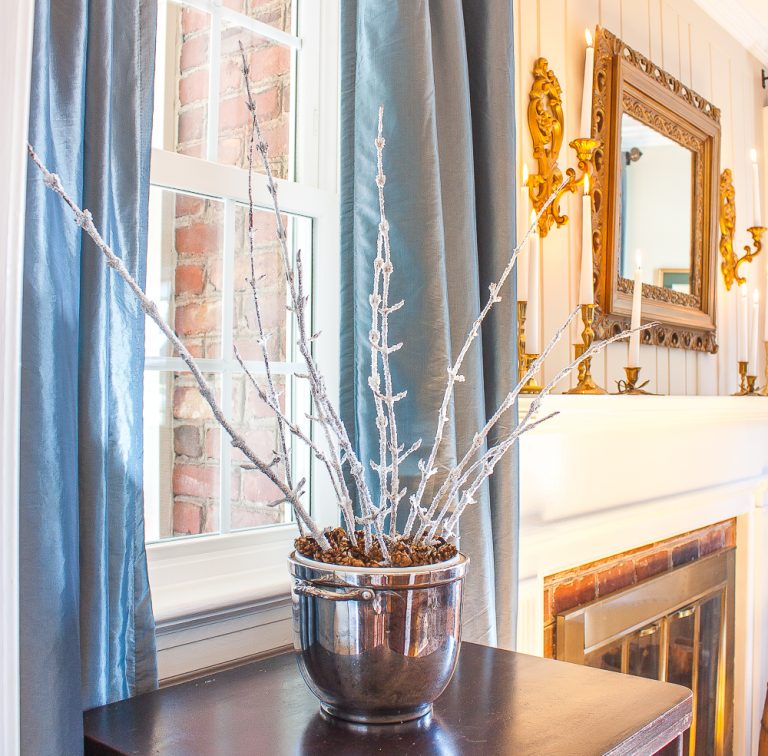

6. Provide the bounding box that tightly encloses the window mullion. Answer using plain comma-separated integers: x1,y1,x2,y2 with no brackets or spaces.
206,7,221,162
219,198,236,534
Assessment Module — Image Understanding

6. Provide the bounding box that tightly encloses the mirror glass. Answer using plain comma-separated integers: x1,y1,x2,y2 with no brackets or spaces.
618,113,694,293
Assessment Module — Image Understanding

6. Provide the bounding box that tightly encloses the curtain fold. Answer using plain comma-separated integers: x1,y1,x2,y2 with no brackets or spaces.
340,0,519,647
20,0,158,752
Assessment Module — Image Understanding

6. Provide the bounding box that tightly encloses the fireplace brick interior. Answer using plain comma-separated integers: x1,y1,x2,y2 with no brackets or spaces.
543,518,736,659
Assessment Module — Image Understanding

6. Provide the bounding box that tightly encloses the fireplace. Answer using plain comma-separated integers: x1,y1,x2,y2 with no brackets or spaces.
555,549,735,754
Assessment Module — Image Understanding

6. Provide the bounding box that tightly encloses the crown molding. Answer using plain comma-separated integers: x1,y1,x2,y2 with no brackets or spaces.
692,0,768,68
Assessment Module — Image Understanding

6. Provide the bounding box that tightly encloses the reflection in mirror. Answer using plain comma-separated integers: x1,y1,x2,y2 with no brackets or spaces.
618,114,694,293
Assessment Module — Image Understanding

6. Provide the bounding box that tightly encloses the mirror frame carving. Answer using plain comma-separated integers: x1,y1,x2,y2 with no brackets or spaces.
591,27,720,353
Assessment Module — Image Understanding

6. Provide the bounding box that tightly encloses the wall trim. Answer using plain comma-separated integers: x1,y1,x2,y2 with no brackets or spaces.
0,1,35,754
692,0,768,67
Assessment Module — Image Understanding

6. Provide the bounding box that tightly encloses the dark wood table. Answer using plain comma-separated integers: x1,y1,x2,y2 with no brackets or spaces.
84,642,692,755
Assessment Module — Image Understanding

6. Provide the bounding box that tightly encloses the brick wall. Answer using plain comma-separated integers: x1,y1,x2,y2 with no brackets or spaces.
168,1,292,536
543,519,737,658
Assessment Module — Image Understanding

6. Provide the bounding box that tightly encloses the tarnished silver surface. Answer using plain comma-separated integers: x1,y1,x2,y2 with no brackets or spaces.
288,551,469,724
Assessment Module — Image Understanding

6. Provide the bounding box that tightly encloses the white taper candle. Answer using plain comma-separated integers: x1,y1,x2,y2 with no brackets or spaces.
738,285,749,363
580,29,594,138
751,289,760,375
628,252,642,367
751,149,762,227
525,210,541,354
518,164,530,301
579,174,594,305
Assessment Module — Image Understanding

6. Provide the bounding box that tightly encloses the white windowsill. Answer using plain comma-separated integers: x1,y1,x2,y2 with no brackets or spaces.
148,524,298,624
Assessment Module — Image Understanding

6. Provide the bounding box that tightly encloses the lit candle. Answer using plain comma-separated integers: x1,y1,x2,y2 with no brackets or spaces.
518,165,530,301
751,149,762,226
738,285,749,363
580,29,595,137
579,174,594,305
526,210,541,354
628,251,642,368
751,289,760,375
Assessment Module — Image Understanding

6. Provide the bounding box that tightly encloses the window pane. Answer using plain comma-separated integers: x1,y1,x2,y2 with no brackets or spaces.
144,371,221,541
175,5,212,159
146,187,223,359
222,0,294,34
218,24,293,177
230,373,293,530
232,204,297,362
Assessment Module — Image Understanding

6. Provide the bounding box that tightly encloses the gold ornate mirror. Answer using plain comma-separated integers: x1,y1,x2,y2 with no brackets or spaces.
591,27,720,352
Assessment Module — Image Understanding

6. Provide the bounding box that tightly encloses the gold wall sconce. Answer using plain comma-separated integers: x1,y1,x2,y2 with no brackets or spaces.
520,56,602,394
719,168,767,290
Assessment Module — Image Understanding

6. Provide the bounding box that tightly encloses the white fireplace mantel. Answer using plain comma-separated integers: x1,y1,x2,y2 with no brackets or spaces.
517,395,768,756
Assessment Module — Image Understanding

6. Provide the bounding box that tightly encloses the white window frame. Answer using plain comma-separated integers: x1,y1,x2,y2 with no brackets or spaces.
145,0,340,665
1,1,34,748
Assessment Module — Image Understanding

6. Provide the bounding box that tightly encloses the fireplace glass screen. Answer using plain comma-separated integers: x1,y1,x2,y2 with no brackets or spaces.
557,550,734,755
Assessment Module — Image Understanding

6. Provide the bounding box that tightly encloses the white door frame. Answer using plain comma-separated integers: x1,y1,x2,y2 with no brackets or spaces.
0,1,35,754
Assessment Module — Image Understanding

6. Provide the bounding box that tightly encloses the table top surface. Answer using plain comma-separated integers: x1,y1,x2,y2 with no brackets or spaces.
84,642,692,756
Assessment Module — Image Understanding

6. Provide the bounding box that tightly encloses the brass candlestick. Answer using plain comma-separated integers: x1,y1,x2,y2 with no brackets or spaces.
732,361,749,395
616,366,654,395
564,304,607,395
517,301,542,394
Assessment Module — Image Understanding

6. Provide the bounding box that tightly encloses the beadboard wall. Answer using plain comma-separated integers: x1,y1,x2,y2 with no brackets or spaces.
514,0,767,395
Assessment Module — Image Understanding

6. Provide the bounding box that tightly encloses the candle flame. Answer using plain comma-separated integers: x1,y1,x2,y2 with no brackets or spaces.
522,163,529,186
751,148,758,163
583,173,590,194
585,28,593,47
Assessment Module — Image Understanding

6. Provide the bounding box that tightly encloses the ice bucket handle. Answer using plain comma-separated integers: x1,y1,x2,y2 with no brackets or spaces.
293,580,375,602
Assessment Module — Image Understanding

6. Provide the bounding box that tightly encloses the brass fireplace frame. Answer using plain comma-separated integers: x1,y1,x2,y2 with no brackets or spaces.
557,549,735,754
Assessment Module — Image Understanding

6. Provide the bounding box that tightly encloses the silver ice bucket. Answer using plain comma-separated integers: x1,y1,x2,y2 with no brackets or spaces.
288,550,469,724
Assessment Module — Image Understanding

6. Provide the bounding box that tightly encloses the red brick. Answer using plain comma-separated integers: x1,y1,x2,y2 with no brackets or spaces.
249,44,290,81
181,8,210,36
175,222,221,255
636,550,670,582
253,87,280,121
672,539,700,567
174,424,202,458
552,574,596,616
205,427,220,459
700,527,725,556
173,464,218,499
178,106,206,144
543,588,552,625
724,521,737,548
180,34,209,72
543,623,555,659
242,468,282,504
201,503,219,534
173,499,203,535
219,96,251,133
175,194,205,218
179,69,209,106
222,0,246,12
175,264,205,295
173,385,215,420
597,561,635,597
219,58,245,94
177,140,204,159
259,121,288,159
217,137,243,166
175,301,221,337
246,382,281,418
231,506,280,530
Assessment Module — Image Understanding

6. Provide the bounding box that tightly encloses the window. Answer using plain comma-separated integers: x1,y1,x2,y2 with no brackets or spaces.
144,0,339,567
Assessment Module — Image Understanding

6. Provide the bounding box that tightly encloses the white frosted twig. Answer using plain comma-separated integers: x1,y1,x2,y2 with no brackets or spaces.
26,144,329,550
368,106,414,536
435,321,657,539
237,45,388,559
241,85,298,533
404,178,569,537
414,306,581,542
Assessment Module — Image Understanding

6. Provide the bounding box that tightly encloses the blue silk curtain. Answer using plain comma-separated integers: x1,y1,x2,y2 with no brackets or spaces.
340,1,519,646
20,0,158,752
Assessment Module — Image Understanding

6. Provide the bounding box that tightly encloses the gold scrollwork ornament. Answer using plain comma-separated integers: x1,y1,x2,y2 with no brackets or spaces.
719,169,738,290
